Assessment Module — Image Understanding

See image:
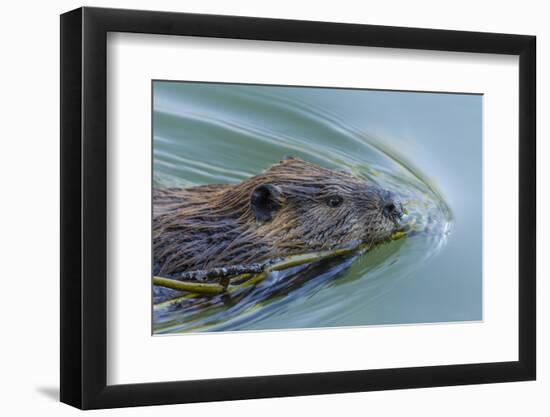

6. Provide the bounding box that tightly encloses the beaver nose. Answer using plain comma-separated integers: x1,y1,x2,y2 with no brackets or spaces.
384,202,403,219
382,192,404,220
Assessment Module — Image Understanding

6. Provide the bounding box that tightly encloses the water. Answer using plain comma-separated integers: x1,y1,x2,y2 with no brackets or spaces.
152,81,482,333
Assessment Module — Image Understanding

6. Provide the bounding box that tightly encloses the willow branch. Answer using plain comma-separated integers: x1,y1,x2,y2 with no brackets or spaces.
153,276,225,295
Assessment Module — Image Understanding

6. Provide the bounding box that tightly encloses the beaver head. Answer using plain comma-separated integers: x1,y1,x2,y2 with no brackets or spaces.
153,157,403,275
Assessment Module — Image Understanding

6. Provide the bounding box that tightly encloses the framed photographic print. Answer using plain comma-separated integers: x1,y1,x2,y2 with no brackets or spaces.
60,6,536,409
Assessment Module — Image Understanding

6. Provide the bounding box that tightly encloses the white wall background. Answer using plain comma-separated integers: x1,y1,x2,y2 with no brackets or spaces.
0,0,545,415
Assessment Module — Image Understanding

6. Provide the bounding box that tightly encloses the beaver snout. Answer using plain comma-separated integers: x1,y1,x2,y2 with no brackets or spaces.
381,190,404,222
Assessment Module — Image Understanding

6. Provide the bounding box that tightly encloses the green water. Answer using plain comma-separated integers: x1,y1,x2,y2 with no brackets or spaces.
152,81,482,333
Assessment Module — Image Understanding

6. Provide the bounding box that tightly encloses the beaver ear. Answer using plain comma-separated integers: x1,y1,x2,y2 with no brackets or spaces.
250,184,284,223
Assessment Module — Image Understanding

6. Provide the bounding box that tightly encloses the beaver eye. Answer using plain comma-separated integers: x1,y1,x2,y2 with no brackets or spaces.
326,195,343,208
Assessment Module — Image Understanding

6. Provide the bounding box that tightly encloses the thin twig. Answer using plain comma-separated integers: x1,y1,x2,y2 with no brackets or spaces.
152,276,225,295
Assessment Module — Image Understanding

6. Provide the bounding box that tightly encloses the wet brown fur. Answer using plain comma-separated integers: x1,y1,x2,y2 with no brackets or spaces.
153,158,401,276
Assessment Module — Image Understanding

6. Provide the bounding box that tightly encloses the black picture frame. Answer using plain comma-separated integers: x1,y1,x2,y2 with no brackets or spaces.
60,6,536,410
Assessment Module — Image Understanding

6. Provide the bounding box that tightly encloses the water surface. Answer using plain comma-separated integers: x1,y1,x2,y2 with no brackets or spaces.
152,81,482,333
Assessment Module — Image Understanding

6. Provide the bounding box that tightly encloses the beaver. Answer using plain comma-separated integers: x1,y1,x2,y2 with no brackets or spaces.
153,157,404,277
